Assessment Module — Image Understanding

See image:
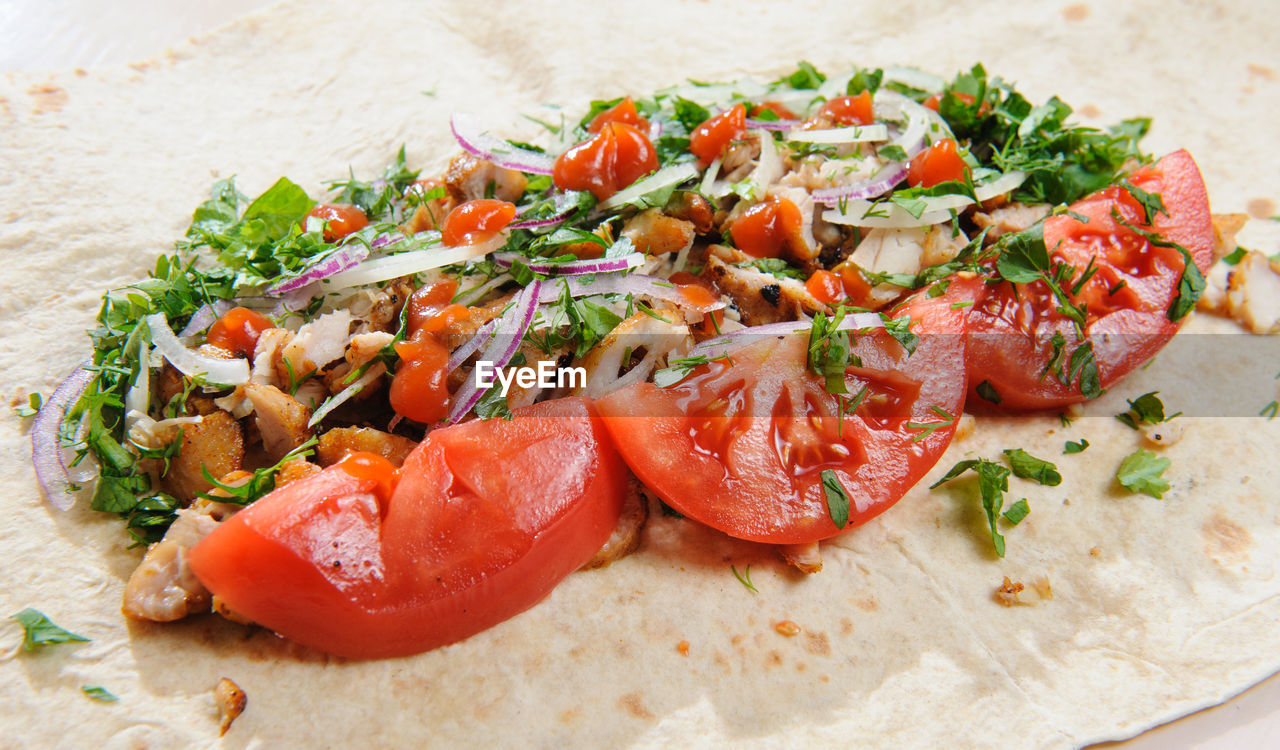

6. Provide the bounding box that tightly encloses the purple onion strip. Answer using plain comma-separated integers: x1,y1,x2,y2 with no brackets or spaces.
745,118,798,131
492,252,643,276
31,363,94,510
450,113,555,176
266,244,369,295
446,279,543,423
812,163,911,206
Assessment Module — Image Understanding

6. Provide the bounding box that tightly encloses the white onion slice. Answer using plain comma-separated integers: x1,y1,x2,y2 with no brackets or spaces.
785,124,890,144
822,205,956,229
123,340,150,431
688,313,884,360
146,313,249,385
31,363,94,510
320,234,504,291
974,170,1027,201
598,163,699,211
882,66,945,93
450,113,556,175
698,157,722,197
447,319,496,373
307,363,387,428
453,272,513,307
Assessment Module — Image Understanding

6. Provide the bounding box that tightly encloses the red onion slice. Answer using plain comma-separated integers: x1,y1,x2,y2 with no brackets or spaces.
32,363,94,510
508,192,584,230
178,300,234,338
266,243,370,294
446,280,543,423
447,319,496,373
812,163,909,206
492,252,644,276
451,113,556,175
688,313,884,360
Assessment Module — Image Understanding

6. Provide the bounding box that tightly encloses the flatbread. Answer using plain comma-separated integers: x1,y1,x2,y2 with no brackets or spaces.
2,1,1278,747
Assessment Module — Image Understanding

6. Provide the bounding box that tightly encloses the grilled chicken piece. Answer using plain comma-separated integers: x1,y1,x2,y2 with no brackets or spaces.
121,509,220,621
705,251,822,325
445,152,528,204
769,186,820,263
621,208,696,256
839,227,966,310
360,277,417,334
664,192,715,233
402,178,453,234
971,202,1051,240
243,383,313,462
720,131,763,182
323,331,396,396
779,541,823,574
1224,250,1280,334
572,313,692,398
1199,214,1251,314
583,477,649,569
162,410,245,502
280,309,353,378
316,426,417,467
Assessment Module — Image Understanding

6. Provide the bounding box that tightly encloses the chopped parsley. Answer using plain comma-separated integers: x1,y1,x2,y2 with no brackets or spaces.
975,380,1002,405
82,685,119,703
1115,449,1172,499
731,564,759,594
1063,438,1090,454
1002,448,1062,486
930,458,1014,557
10,609,89,651
1115,391,1178,430
14,392,41,418
820,469,851,529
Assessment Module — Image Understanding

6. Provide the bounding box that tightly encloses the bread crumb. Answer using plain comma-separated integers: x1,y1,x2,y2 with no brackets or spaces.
1031,575,1053,600
774,620,802,637
1089,546,1101,557
994,576,1024,607
215,677,247,737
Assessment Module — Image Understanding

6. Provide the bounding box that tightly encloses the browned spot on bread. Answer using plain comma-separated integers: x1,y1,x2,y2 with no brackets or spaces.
804,631,831,657
766,650,783,667
1248,63,1277,81
840,617,854,636
27,83,68,114
559,708,582,725
855,597,879,612
1204,513,1252,567
618,692,655,720
1062,3,1089,21
1078,103,1101,118
1246,197,1275,219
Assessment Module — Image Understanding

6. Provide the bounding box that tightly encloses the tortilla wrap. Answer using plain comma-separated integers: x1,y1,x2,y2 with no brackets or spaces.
1,0,1278,747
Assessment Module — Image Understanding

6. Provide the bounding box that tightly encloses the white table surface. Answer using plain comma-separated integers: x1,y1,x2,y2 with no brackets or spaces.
4,1,1277,747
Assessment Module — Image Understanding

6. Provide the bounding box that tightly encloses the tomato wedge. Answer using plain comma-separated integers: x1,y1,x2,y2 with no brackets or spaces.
189,397,627,659
596,280,975,544
965,150,1213,409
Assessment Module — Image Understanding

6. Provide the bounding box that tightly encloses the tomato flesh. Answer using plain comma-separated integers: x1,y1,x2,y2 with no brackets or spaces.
596,280,974,544
588,97,649,134
964,149,1214,409
819,92,874,126
189,397,627,659
689,104,747,167
307,203,368,241
805,269,844,304
441,199,516,247
907,138,969,188
730,197,804,258
206,307,273,357
553,122,658,201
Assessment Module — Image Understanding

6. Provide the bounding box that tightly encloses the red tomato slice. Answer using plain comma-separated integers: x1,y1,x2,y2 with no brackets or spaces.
189,397,627,659
596,281,974,544
965,150,1213,409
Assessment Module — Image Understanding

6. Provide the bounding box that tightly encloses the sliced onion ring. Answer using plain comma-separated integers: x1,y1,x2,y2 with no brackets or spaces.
812,163,909,205
320,233,504,291
451,113,555,175
688,313,884,360
745,118,798,131
493,251,644,276
785,124,890,144
597,163,699,211
266,243,370,294
32,363,94,510
146,313,249,385
307,363,388,429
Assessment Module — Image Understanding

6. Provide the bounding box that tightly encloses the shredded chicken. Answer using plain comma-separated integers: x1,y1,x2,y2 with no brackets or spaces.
840,228,929,309
620,208,696,256
779,541,823,574
402,178,452,235
583,477,649,569
161,410,245,502
444,152,528,204
215,677,247,737
121,509,221,622
971,202,1051,240
1223,250,1280,334
280,309,353,377
316,426,417,467
769,185,820,263
243,383,313,462
664,192,714,233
